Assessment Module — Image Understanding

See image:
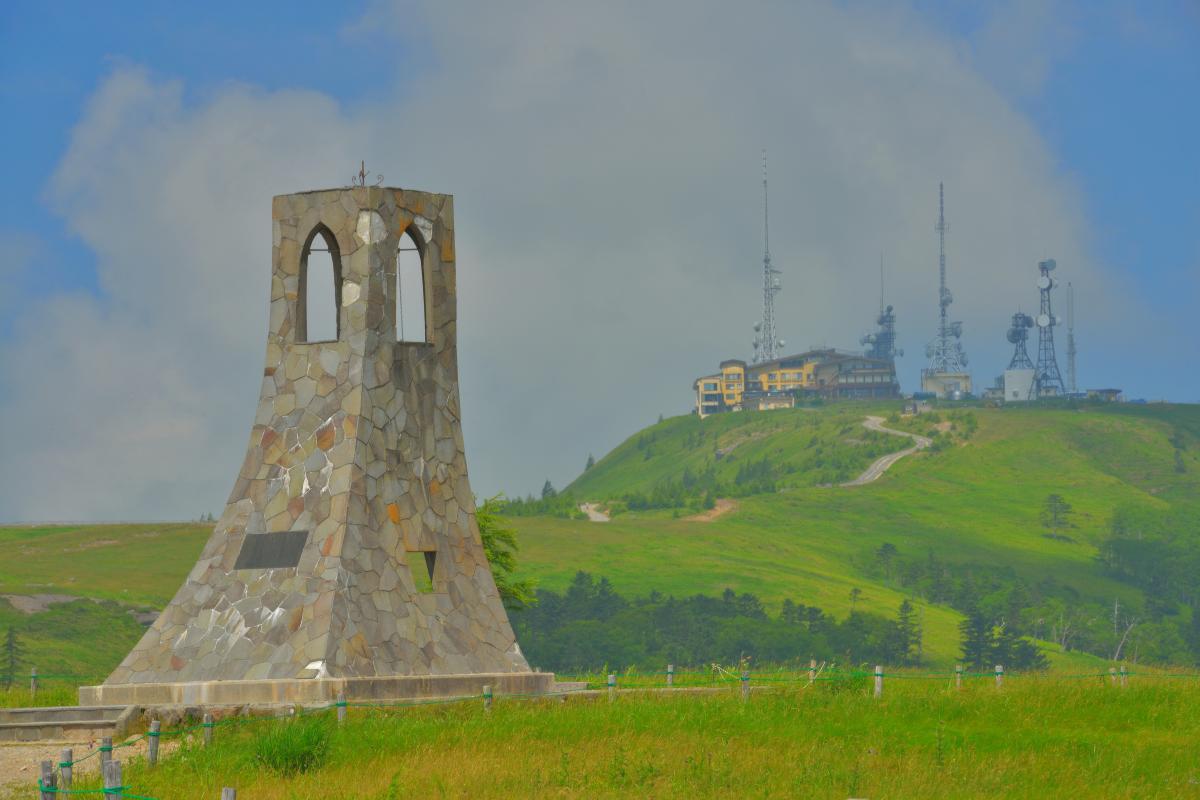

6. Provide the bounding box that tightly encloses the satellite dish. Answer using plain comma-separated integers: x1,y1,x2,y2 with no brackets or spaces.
753,323,761,332
950,321,963,337
778,339,786,348
1007,329,1021,344
1037,275,1051,290
1040,259,1057,272
1022,314,1034,328
1037,313,1051,328
886,304,894,313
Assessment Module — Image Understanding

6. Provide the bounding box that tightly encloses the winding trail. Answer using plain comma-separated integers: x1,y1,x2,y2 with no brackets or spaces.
840,416,932,487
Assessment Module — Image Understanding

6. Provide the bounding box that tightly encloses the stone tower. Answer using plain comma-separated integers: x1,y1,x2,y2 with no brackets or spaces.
84,184,547,705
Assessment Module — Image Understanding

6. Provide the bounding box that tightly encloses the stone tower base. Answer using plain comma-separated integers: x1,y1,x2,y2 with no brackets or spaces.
80,672,555,707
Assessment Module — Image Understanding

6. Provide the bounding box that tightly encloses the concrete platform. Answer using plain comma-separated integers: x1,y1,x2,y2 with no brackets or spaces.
0,705,137,742
79,671,555,707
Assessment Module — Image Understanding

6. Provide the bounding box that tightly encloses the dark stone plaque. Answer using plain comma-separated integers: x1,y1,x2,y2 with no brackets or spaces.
234,530,309,570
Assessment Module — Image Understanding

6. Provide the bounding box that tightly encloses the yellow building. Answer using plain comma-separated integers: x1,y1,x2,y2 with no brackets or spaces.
693,349,899,417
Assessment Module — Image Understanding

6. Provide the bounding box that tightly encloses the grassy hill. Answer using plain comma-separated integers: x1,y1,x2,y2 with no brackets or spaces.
511,401,1200,667
1,402,1197,685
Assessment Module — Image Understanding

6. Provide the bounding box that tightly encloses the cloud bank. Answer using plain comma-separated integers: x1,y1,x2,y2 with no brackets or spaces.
0,1,1129,521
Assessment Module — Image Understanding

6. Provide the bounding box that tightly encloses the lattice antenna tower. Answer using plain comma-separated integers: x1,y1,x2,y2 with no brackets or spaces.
924,182,968,372
1006,312,1035,369
1034,259,1066,396
1066,282,1077,394
752,150,783,363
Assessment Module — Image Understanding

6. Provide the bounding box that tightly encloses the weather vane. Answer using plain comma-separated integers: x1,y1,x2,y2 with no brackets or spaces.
351,160,384,188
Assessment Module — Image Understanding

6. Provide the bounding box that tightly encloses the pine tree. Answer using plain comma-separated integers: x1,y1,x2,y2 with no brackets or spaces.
1041,494,1073,537
959,608,992,670
896,599,919,664
585,454,595,471
2,627,23,691
541,480,557,500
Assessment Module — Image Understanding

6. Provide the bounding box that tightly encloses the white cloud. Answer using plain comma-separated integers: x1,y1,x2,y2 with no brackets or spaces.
0,2,1132,520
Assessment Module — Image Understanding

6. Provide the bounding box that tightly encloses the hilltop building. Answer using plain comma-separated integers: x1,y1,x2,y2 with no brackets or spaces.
693,349,899,418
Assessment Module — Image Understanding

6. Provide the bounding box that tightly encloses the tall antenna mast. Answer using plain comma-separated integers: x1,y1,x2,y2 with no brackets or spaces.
1034,259,1066,396
752,150,783,362
923,182,968,378
1066,281,1077,394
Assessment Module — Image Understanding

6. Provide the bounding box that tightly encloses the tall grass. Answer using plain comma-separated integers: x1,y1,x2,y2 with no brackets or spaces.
18,677,1198,799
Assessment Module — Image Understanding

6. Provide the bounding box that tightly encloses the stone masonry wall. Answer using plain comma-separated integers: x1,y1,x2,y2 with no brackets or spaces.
105,186,530,684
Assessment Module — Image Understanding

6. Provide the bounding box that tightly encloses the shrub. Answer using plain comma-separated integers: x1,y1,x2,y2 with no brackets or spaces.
253,714,332,775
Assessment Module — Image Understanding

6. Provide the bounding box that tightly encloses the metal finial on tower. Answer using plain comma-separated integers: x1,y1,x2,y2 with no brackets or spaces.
923,182,968,379
752,150,782,363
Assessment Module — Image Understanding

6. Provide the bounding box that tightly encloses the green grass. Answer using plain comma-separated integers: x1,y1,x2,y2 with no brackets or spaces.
0,403,1196,681
569,402,910,497
514,403,1200,665
12,677,1199,799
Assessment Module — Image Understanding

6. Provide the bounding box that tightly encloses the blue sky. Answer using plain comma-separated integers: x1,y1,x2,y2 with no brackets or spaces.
0,1,1197,520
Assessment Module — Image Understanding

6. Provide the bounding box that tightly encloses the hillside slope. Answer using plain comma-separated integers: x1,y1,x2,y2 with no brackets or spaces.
513,402,1200,666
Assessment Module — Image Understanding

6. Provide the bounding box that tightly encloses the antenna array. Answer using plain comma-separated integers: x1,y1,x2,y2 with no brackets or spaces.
752,151,783,362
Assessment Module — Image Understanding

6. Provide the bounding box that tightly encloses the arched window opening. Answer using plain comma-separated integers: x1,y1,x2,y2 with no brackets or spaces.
299,228,340,342
396,230,428,343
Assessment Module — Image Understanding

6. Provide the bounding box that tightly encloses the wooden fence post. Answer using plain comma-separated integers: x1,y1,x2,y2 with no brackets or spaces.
336,690,347,724
873,666,883,699
809,659,817,686
1120,665,1128,688
740,670,750,702
607,673,616,702
994,665,1004,689
59,748,73,789
666,664,674,687
955,664,963,690
203,712,215,747
1109,667,1117,686
103,760,122,800
30,667,38,699
221,789,237,799
38,760,56,800
99,736,113,771
482,684,493,713
148,720,161,767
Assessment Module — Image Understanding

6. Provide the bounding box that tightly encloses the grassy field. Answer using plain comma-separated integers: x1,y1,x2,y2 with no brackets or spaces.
0,403,1196,680
515,402,1200,666
8,676,1199,799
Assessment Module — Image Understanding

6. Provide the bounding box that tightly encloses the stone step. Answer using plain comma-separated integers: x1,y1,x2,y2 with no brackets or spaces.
0,705,137,742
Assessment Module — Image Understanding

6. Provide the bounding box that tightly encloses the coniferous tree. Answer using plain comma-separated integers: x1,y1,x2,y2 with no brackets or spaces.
896,599,920,664
2,627,23,691
585,454,595,471
959,608,992,670
541,480,557,500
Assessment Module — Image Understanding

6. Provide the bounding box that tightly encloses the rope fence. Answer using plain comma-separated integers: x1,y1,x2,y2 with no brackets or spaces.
19,662,1200,798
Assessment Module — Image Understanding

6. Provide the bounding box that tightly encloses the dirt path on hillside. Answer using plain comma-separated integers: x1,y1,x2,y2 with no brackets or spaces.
840,416,932,487
684,498,738,522
579,503,610,522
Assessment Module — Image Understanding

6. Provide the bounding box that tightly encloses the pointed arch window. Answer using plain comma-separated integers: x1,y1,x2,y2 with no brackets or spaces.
396,229,429,343
298,227,341,343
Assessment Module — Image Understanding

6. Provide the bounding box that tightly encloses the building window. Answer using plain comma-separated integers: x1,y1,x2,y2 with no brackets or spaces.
396,229,429,343
298,226,341,343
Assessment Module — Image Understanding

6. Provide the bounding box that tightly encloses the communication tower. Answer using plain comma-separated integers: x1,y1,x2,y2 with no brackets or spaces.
752,150,783,362
1033,259,1066,397
1006,312,1035,369
862,262,902,361
1066,282,1077,394
921,183,970,396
